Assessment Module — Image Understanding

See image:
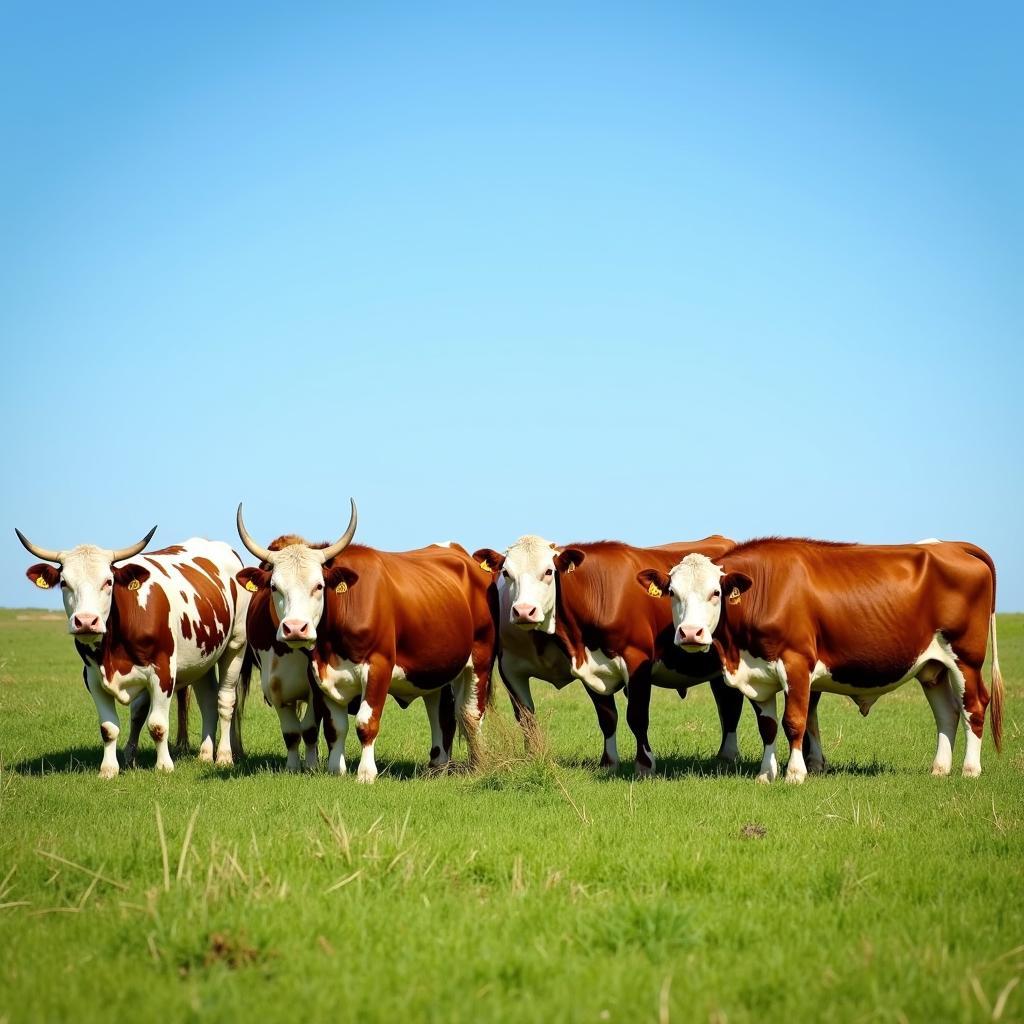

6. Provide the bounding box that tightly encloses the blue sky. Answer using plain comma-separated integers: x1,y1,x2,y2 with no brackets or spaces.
1,1,1021,608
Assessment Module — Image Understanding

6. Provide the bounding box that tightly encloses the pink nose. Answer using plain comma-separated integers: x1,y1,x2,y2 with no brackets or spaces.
281,619,312,640
512,602,542,624
676,624,707,646
72,612,102,632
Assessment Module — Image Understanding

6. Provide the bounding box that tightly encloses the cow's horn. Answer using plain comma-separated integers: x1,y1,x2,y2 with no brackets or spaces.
14,528,62,564
236,504,273,564
318,499,358,562
111,526,158,563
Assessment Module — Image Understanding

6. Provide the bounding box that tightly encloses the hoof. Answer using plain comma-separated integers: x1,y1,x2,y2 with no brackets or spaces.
634,761,654,779
197,748,215,764
599,757,620,771
715,755,739,774
962,764,982,778
806,758,827,775
98,763,119,780
215,752,234,767
123,747,138,769
156,760,175,774
930,762,952,777
356,766,378,784
784,768,807,784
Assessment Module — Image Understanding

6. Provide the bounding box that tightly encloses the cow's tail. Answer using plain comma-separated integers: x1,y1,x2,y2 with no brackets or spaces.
966,545,1003,754
989,611,1004,755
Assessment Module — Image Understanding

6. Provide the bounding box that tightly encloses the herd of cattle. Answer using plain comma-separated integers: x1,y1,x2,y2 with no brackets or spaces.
15,501,1004,784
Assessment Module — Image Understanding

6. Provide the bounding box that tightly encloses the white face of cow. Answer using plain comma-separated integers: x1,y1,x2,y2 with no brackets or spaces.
665,554,725,652
267,544,328,648
502,535,559,629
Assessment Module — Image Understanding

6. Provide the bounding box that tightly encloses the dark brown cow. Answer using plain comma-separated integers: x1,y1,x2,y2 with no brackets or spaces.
636,538,1004,782
16,528,250,777
235,503,495,783
242,533,457,772
471,535,801,776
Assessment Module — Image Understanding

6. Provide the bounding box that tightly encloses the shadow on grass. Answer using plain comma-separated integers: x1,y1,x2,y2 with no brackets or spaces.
565,752,894,780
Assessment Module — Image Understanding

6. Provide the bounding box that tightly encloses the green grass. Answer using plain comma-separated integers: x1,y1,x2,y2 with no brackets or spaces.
1,609,1022,1024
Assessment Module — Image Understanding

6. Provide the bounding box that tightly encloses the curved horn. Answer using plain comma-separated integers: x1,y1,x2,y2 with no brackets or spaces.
318,499,359,562
236,504,273,564
111,526,158,564
14,528,62,564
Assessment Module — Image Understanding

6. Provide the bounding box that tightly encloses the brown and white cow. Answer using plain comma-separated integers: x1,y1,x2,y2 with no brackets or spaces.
17,527,250,777
637,538,1004,782
242,531,457,772
235,503,495,783
471,535,807,776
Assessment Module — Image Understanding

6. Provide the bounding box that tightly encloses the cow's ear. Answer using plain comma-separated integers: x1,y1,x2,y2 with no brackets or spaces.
114,563,150,591
721,571,753,604
471,548,505,574
236,566,270,593
26,563,60,590
636,569,671,598
555,548,585,574
325,565,359,594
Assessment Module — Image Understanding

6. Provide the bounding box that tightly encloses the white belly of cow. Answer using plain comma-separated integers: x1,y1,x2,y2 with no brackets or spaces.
571,648,628,695
262,650,313,707
101,665,153,705
722,651,784,703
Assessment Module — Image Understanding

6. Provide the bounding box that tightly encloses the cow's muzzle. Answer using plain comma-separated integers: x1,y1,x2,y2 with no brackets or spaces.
511,602,543,627
70,612,104,640
279,619,316,647
675,623,710,653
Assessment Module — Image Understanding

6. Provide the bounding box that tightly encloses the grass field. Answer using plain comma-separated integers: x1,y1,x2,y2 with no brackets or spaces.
0,609,1022,1024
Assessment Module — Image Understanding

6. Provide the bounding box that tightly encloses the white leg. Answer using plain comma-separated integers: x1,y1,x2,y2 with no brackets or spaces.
755,696,779,784
147,673,175,773
195,673,218,762
325,699,350,775
357,739,378,784
922,676,959,776
422,689,451,769
299,700,320,770
785,746,807,784
86,669,121,779
214,661,239,766
453,667,483,769
277,703,304,772
962,725,983,778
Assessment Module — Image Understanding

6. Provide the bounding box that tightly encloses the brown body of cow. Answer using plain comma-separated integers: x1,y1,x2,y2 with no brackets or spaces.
643,537,1003,782
237,531,496,783
474,536,800,775
242,536,458,771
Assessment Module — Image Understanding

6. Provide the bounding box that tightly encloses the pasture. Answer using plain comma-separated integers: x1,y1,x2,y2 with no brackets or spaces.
0,609,1022,1024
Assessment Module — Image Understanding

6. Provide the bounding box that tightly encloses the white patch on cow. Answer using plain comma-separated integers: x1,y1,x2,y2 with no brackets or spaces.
499,535,559,633
357,741,378,783
265,543,329,645
755,696,779,783
915,538,941,544
356,700,373,727
665,553,725,651
722,651,780,703
316,655,367,707
962,728,982,777
922,676,959,776
571,648,628,696
786,746,807,784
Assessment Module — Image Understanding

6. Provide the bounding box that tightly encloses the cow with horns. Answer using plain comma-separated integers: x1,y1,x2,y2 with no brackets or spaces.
16,527,250,777
235,503,495,783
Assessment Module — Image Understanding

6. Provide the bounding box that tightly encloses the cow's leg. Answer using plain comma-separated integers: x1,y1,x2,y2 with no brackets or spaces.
451,666,484,771
422,688,451,771
300,698,320,770
124,691,149,768
194,672,219,763
501,663,542,754
584,686,619,768
625,666,655,777
921,669,959,776
276,702,305,772
958,661,988,778
146,658,176,772
805,691,827,774
214,646,244,765
780,658,812,784
86,669,121,779
709,675,743,767
356,657,394,784
323,696,350,776
172,688,191,755
751,695,779,784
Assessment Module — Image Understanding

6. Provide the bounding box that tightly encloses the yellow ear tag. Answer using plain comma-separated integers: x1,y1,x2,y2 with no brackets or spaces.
478,559,491,573
647,582,662,598
729,587,741,605
566,562,576,574
335,580,348,594
244,580,258,593
128,580,141,592
34,576,50,589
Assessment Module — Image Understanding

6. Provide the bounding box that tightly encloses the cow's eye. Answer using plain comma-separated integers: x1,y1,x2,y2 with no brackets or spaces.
314,582,324,593
103,579,113,590
543,568,553,578
712,590,721,599
502,570,510,580
270,582,278,593
60,580,69,589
